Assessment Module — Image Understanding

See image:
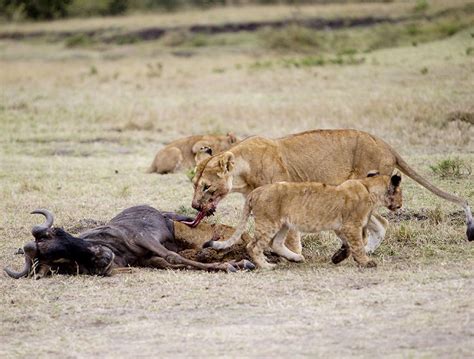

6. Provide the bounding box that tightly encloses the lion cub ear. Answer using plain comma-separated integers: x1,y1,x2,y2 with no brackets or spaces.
217,152,235,177
366,170,380,178
390,171,402,187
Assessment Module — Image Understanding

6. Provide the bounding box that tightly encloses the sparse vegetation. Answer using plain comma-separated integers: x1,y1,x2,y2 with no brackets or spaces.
413,0,429,13
0,1,473,357
430,157,472,178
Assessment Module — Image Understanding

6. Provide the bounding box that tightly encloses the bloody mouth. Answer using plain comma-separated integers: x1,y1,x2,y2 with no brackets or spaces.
180,206,216,228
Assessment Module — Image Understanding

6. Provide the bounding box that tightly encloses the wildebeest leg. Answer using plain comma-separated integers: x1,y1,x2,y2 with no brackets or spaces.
140,238,237,272
144,256,194,270
227,259,256,270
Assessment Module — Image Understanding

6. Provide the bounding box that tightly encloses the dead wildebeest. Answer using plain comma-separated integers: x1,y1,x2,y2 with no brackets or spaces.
4,205,254,279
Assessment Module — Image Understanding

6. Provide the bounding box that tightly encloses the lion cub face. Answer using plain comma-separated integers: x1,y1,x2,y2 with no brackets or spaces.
191,152,235,215
366,170,402,211
385,174,402,211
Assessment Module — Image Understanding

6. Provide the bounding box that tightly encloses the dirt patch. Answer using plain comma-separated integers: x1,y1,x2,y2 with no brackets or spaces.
383,208,465,225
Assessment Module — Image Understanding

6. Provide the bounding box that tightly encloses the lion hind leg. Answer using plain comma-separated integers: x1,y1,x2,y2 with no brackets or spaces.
271,225,304,262
151,147,184,174
247,226,275,270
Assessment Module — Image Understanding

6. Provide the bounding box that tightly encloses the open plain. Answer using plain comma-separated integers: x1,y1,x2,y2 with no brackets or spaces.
0,1,473,357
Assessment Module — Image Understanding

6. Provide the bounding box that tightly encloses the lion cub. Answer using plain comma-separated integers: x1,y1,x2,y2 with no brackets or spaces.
204,171,402,269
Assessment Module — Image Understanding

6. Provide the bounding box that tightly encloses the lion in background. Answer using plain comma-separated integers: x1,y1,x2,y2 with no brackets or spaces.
148,133,238,174
204,171,402,269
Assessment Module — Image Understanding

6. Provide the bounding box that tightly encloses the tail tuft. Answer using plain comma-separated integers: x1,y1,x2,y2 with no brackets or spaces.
467,222,474,242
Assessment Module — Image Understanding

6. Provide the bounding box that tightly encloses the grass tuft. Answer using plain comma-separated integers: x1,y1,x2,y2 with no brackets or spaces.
430,157,472,179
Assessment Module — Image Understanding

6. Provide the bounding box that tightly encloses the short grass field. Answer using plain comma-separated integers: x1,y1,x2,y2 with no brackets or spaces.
1,1,473,357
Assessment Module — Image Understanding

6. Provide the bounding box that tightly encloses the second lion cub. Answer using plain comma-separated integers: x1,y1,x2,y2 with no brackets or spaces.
204,171,402,269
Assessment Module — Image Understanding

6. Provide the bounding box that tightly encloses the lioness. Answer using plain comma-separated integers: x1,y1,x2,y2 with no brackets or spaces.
188,129,473,253
204,171,402,269
148,133,238,174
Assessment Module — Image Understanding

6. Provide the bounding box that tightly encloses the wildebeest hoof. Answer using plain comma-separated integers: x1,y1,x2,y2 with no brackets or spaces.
243,260,256,270
203,240,214,249
226,263,237,273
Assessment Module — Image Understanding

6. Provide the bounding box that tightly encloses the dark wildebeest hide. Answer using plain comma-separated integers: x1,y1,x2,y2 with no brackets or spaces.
4,205,254,279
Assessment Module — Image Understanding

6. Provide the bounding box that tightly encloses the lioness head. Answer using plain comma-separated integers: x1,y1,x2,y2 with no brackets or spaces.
191,151,235,215
366,170,402,211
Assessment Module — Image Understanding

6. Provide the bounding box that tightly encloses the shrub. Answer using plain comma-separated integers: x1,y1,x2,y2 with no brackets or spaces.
259,25,320,52
0,0,72,20
430,157,472,179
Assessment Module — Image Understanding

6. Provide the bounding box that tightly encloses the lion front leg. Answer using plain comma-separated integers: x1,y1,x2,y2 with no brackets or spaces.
247,226,276,270
339,227,377,268
284,228,302,255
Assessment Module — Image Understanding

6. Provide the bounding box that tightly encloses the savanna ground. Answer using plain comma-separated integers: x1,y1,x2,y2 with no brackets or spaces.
1,1,473,357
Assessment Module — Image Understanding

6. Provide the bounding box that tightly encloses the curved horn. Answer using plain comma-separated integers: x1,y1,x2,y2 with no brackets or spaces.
4,255,32,279
31,209,54,238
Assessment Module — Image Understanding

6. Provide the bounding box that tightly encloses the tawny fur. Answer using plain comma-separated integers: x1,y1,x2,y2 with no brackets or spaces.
206,173,402,269
148,133,238,174
174,221,251,263
192,129,474,252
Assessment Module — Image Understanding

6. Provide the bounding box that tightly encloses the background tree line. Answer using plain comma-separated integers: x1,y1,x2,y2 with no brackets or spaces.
0,0,382,20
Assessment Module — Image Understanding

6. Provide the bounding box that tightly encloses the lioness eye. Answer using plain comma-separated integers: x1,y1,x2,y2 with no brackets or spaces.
203,184,210,192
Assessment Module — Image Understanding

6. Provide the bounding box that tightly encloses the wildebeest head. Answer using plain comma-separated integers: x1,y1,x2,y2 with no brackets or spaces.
4,209,115,279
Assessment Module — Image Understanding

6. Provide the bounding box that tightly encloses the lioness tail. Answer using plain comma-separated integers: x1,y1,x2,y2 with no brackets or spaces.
390,146,473,241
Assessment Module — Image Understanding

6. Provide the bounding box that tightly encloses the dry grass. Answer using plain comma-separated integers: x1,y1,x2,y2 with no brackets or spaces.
0,2,473,357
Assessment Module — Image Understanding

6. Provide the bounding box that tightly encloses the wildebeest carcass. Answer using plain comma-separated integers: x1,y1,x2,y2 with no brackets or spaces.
4,205,254,279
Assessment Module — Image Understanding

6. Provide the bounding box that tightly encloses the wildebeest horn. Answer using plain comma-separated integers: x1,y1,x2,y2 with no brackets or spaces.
4,255,32,279
31,209,54,238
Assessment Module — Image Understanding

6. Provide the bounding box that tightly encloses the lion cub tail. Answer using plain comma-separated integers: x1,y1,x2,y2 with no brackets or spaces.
203,197,252,250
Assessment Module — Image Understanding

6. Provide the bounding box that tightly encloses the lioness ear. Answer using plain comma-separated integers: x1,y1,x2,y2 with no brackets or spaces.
366,170,380,178
390,171,402,187
217,152,235,177
192,141,209,154
227,132,237,144
200,146,212,156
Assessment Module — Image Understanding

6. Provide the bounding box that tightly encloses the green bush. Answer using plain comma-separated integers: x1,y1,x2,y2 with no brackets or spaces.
430,157,472,179
0,0,72,20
